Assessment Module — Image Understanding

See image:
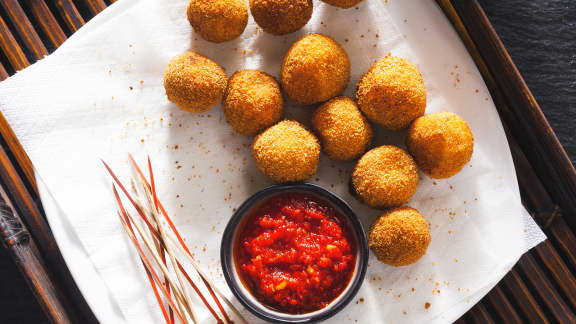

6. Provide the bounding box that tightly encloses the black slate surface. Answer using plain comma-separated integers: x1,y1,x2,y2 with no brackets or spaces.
0,1,575,323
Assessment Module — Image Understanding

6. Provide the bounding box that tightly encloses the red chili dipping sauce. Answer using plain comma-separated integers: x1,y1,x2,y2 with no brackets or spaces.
235,193,357,314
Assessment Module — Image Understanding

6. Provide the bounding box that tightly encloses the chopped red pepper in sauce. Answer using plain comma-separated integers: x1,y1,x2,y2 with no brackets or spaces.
235,193,356,314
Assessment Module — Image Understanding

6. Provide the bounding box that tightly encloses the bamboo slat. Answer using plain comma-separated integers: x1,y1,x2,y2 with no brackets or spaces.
517,253,576,322
464,302,495,324
24,0,67,48
533,240,576,310
0,63,8,81
85,0,107,16
549,217,576,270
49,0,85,32
484,286,523,324
0,0,48,60
502,269,549,322
0,16,30,71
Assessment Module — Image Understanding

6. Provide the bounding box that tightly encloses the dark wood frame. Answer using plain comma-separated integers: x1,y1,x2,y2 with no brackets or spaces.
0,0,574,323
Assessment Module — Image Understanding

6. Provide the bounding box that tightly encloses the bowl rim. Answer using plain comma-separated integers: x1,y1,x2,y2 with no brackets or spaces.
220,182,369,324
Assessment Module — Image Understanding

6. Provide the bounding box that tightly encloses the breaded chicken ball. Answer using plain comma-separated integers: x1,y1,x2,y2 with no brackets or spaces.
352,145,418,209
356,56,426,130
250,0,313,35
252,120,320,182
223,70,283,136
406,111,474,179
321,0,364,8
164,52,227,112
312,96,373,161
281,34,350,105
187,0,248,43
369,207,430,266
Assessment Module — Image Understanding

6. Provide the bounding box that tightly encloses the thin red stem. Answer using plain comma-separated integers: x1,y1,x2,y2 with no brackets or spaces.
144,261,171,324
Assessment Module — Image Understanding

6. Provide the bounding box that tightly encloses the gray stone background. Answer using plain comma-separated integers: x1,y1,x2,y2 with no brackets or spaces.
0,1,574,322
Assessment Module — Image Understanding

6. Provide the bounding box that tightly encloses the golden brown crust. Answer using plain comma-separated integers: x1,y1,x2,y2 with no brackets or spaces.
406,111,474,179
312,96,372,161
321,0,364,8
223,70,283,136
369,206,430,266
187,0,248,43
249,0,313,35
252,120,320,183
351,145,418,209
356,55,426,130
281,34,350,105
163,52,227,113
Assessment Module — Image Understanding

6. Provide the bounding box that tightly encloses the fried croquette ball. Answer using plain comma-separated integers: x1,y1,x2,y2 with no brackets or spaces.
356,56,426,130
321,0,364,8
223,70,283,136
281,34,350,105
164,52,227,112
250,0,313,35
352,146,418,208
187,0,248,43
312,96,373,161
406,112,474,179
369,207,430,266
252,120,320,182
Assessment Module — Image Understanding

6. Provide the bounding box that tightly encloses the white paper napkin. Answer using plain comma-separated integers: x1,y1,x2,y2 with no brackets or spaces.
0,0,546,323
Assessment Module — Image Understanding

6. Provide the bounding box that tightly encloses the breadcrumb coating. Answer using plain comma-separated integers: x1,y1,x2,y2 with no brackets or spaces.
163,52,227,113
281,34,350,105
223,70,283,136
312,96,373,161
406,111,474,179
252,120,320,182
352,145,418,208
356,55,426,130
250,0,313,35
321,0,364,8
369,206,430,266
187,0,248,43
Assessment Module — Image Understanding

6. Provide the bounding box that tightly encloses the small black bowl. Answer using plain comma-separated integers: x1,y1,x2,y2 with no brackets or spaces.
221,183,369,323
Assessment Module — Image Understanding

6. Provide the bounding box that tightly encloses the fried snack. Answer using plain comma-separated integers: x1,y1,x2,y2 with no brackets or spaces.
250,0,313,35
321,0,364,8
187,0,248,43
163,52,227,112
352,145,418,208
223,70,283,136
369,207,430,266
312,96,372,161
281,34,350,105
356,55,426,130
406,111,474,179
252,120,320,182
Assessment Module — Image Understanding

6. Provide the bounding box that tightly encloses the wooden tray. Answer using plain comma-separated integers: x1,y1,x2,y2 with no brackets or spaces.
0,0,574,323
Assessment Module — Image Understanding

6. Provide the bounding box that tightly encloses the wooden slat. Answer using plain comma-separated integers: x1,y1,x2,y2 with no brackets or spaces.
0,16,30,71
50,0,85,32
465,302,495,324
517,253,576,322
85,0,107,16
0,0,48,60
548,217,576,271
24,0,67,49
0,185,71,324
484,285,523,324
0,63,8,81
533,240,576,310
502,269,549,322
